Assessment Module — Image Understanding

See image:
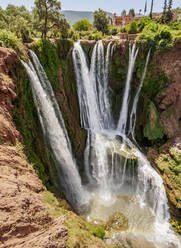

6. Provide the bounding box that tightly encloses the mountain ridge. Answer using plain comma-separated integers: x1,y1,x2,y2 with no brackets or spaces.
62,10,113,25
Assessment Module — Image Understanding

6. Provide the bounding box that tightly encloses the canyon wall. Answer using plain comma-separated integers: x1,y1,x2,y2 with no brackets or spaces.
1,38,181,247
0,47,109,248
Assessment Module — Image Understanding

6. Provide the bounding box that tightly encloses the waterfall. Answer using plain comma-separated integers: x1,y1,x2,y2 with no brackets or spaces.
129,49,151,140
117,44,139,134
72,41,102,130
73,41,116,198
73,40,113,130
73,41,181,247
21,50,89,212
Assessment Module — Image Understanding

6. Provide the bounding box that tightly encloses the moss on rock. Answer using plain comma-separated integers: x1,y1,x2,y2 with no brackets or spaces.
143,101,164,142
106,212,128,233
12,62,49,186
34,39,60,92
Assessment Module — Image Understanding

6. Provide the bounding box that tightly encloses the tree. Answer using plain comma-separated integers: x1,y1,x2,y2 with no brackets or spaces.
149,0,154,19
121,10,127,16
126,21,138,34
51,17,70,38
93,9,109,35
1,5,33,42
166,0,173,22
144,0,147,14
129,8,135,17
60,18,70,38
73,19,90,31
162,0,173,23
163,0,167,14
33,0,63,38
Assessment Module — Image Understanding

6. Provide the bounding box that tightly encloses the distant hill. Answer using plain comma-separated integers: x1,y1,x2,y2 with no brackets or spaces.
62,10,113,26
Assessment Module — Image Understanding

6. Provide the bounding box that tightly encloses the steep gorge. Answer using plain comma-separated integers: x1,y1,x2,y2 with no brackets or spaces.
1,38,181,247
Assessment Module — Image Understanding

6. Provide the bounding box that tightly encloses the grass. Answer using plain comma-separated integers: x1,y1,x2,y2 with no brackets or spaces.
41,190,108,248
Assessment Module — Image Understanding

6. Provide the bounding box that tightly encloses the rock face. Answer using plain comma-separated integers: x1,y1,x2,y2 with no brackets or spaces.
0,48,20,145
0,48,68,248
155,41,181,138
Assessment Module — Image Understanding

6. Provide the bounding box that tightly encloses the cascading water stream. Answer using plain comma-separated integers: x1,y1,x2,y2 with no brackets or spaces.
129,49,151,140
73,41,115,197
21,50,89,212
73,41,181,247
117,44,139,134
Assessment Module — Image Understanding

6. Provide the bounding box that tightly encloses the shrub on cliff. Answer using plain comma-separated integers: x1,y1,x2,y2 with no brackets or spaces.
137,16,152,32
109,26,119,35
0,30,23,54
126,21,138,34
88,31,103,40
136,22,179,51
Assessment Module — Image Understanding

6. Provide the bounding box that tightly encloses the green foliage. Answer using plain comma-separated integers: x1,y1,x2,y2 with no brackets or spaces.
143,101,164,141
136,22,181,52
15,139,26,159
93,9,109,35
73,19,90,31
109,26,119,35
137,16,152,32
52,18,70,39
0,30,23,55
41,191,64,218
88,31,103,40
0,5,33,42
85,223,105,239
35,39,60,92
33,0,64,38
171,218,181,234
126,21,138,34
129,8,135,17
41,190,106,247
56,39,74,60
120,26,126,33
170,21,181,30
72,31,79,41
143,67,169,98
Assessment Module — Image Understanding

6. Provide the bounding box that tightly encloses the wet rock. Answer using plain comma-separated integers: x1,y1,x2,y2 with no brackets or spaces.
106,212,128,232
108,233,156,248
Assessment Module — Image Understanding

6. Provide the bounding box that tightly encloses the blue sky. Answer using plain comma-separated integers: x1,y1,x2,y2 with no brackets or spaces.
1,0,180,13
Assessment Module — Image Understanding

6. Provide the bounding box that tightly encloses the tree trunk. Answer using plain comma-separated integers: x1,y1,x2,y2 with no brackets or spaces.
43,4,48,39
149,0,154,19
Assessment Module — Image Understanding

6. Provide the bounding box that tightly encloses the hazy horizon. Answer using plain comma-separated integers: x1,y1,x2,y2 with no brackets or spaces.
0,0,180,14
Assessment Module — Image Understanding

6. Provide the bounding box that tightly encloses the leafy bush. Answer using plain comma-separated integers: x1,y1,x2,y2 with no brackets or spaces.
136,22,179,52
109,26,119,35
73,19,90,31
137,16,152,32
120,26,126,33
78,30,92,39
126,21,138,34
88,31,103,40
170,22,181,30
72,32,79,41
0,29,23,54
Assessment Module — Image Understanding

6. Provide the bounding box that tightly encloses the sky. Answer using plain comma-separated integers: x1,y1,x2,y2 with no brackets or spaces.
0,0,180,14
